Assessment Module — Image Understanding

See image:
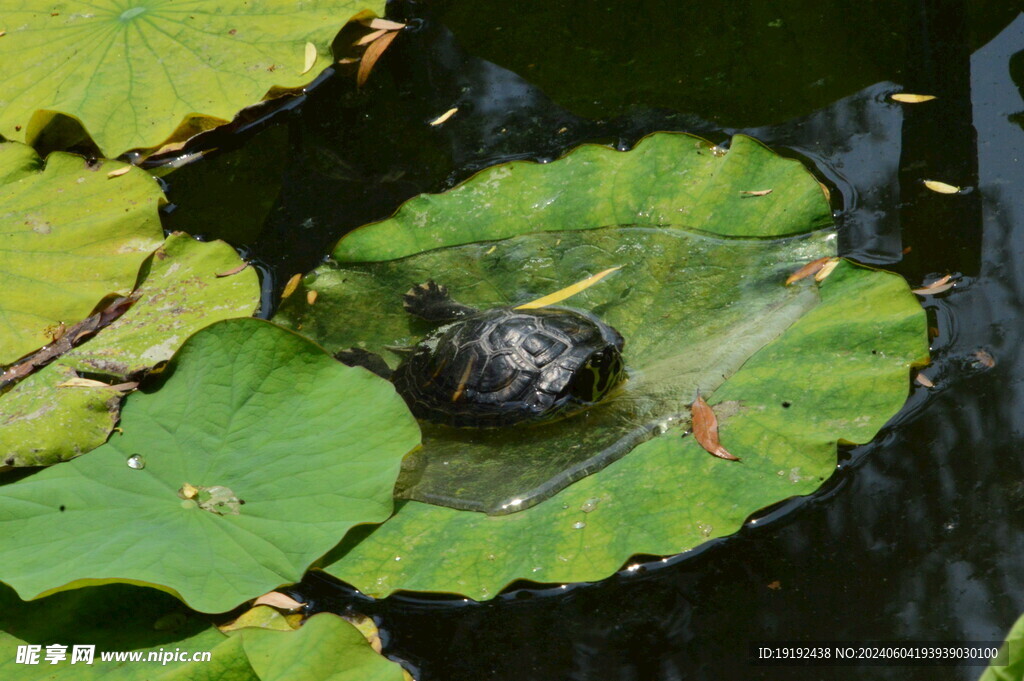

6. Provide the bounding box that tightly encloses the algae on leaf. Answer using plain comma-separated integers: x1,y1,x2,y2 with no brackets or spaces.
0,0,386,157
0,319,420,612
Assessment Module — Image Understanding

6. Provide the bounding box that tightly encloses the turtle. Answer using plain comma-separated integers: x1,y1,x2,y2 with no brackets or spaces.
336,281,626,428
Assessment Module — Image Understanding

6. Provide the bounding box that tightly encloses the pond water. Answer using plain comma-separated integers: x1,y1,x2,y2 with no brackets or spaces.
165,1,1024,679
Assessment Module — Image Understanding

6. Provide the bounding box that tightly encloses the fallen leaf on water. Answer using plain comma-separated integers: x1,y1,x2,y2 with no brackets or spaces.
337,57,358,64
364,18,406,30
306,290,318,305
891,93,937,103
215,261,250,277
515,266,622,309
357,30,399,88
429,107,459,126
923,179,961,194
973,350,996,368
785,256,832,285
253,591,306,611
814,258,840,282
767,580,782,590
355,28,387,45
740,189,773,197
912,274,954,295
299,42,317,75
915,372,935,388
106,166,131,178
281,273,302,299
690,394,740,461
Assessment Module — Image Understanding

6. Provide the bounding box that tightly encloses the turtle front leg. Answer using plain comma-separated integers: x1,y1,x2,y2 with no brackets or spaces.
403,281,478,323
334,348,394,380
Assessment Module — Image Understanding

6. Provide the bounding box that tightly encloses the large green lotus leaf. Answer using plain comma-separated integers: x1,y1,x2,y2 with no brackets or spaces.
0,234,259,468
277,226,833,513
0,1,384,157
322,261,927,598
0,318,420,612
0,142,164,365
0,584,405,681
61,232,260,378
979,613,1021,681
334,133,832,262
0,364,123,468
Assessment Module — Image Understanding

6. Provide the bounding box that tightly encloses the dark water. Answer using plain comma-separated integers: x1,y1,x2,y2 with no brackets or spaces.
165,1,1024,679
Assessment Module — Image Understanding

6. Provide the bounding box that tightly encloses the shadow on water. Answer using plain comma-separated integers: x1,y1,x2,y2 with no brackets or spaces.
161,0,1024,678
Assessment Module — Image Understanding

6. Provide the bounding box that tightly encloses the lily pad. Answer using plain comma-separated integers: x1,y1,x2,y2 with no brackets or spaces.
0,234,260,467
279,225,833,513
0,142,164,365
0,318,420,612
334,133,832,261
979,613,1023,681
323,260,927,598
0,584,406,680
0,0,385,157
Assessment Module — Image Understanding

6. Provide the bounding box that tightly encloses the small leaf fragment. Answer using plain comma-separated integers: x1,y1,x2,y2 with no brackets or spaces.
515,266,622,309
253,591,306,611
300,42,318,76
912,274,954,295
281,273,303,299
355,28,388,46
785,256,831,285
307,290,318,305
178,482,199,500
891,93,937,103
106,166,131,178
364,18,406,30
215,261,250,277
814,258,840,282
357,30,399,88
740,189,773,197
429,107,459,126
56,377,111,389
973,349,996,368
915,372,935,388
923,179,961,194
690,394,739,461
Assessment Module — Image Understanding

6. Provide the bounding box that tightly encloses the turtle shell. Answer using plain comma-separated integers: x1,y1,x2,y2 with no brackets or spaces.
392,306,625,427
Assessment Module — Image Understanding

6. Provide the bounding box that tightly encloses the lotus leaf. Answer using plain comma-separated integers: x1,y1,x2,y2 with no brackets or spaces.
0,318,420,612
0,0,386,156
0,142,164,365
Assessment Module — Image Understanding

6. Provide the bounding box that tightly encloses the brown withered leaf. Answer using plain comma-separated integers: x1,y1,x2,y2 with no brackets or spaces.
915,372,935,388
690,394,740,461
253,591,306,611
281,273,303,299
106,166,132,178
739,189,772,197
785,257,831,286
363,18,406,30
912,274,954,295
814,258,840,282
306,290,318,305
357,30,399,88
215,261,250,278
0,295,137,390
767,580,782,590
355,28,388,46
973,350,996,369
429,107,459,126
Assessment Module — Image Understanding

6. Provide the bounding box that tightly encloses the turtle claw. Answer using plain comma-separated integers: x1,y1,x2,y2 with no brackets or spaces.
403,281,477,323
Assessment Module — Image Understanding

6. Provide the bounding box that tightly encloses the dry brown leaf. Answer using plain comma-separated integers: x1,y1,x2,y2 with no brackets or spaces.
973,350,996,368
300,42,317,75
767,580,782,590
892,93,937,103
923,179,961,194
355,28,388,45
106,166,131,178
364,18,406,30
306,290,318,305
215,261,250,278
253,591,306,611
690,394,740,461
281,273,302,299
814,258,840,282
357,30,399,88
818,181,832,203
337,57,358,64
740,189,773,197
785,257,832,285
912,274,954,295
915,372,935,388
56,377,111,389
429,107,459,126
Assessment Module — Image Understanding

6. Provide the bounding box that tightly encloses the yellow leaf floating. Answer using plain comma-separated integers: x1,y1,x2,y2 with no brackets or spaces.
923,179,961,194
891,93,937,103
515,266,622,309
429,107,459,126
300,42,317,76
814,257,840,282
281,273,302,299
